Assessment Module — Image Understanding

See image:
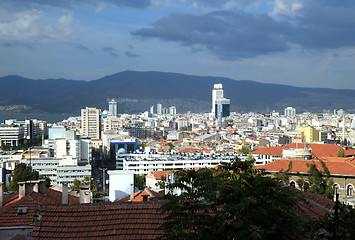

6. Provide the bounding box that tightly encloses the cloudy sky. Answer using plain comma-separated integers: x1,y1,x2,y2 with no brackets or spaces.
0,0,354,89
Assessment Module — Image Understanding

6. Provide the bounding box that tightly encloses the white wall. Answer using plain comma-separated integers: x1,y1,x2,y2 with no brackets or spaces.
108,170,134,202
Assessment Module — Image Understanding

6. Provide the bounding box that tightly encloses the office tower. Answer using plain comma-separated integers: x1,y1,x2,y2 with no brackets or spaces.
284,107,296,116
212,83,224,115
108,99,117,116
157,103,162,115
150,106,154,115
169,106,177,116
215,98,230,119
81,107,101,139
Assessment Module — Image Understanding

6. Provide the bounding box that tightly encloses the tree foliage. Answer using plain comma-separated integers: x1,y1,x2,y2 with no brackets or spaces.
158,158,308,240
337,148,345,157
274,161,293,185
134,174,146,190
239,145,252,154
296,160,334,199
312,201,355,239
7,163,39,191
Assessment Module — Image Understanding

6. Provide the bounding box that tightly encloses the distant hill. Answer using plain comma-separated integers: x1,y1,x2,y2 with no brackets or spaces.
0,71,354,114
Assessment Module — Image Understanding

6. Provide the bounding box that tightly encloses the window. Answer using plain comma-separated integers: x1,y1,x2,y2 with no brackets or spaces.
347,185,354,196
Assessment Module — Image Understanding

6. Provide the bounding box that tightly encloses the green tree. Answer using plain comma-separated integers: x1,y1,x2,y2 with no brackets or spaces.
274,161,293,185
69,178,81,192
134,174,146,190
337,148,345,157
158,158,308,240
296,160,334,199
312,202,355,239
239,145,252,154
167,142,175,152
7,163,39,191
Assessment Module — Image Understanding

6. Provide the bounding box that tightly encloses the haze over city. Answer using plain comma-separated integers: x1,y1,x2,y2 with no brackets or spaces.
1,0,355,89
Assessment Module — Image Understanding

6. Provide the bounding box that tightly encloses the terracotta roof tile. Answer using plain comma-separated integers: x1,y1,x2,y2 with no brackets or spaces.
258,158,355,176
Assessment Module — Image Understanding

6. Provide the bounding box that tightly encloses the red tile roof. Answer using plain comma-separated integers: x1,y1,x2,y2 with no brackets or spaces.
0,188,79,227
32,203,164,239
258,158,355,176
117,188,164,203
253,143,354,158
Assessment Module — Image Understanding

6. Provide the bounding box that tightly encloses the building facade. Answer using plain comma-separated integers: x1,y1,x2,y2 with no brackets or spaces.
81,107,101,139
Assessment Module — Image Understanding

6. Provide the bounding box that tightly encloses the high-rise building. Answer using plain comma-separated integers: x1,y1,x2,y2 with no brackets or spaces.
81,107,101,139
212,83,224,115
150,106,154,115
157,103,162,115
215,98,230,119
169,106,177,116
108,99,117,116
284,107,296,116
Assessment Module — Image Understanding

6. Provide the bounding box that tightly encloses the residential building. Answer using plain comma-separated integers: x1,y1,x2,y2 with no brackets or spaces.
81,107,101,139
0,124,24,147
157,103,162,115
284,107,296,116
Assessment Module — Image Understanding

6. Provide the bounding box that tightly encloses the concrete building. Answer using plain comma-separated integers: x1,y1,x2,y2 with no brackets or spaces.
215,97,230,119
157,104,162,115
297,126,320,143
169,106,177,116
0,124,24,147
284,107,296,117
81,107,101,139
108,99,117,116
212,83,224,115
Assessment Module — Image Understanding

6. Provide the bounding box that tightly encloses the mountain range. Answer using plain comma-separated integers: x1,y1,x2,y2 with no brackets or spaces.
0,70,354,114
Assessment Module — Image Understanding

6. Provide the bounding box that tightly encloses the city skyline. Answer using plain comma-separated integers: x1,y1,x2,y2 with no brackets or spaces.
1,0,355,89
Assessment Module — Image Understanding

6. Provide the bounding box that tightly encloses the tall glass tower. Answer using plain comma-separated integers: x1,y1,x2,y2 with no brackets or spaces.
108,99,117,116
212,83,224,115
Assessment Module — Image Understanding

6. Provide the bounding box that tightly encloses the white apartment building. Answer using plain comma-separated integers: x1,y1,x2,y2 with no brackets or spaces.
0,124,24,147
22,156,91,187
81,107,101,139
284,107,296,117
115,152,235,174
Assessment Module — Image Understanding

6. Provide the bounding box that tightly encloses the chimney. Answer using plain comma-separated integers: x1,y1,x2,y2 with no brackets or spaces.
0,182,3,207
18,182,26,198
62,182,68,204
164,173,170,195
79,184,90,204
130,184,134,200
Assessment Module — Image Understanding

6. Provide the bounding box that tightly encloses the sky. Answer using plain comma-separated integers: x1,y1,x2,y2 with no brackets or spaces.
0,0,355,89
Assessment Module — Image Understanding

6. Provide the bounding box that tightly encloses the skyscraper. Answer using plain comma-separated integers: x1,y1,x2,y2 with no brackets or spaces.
108,99,117,116
169,106,177,116
81,107,101,139
215,98,230,119
212,83,224,115
157,103,162,115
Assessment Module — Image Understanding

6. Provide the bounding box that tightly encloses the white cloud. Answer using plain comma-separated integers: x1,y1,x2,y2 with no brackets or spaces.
0,9,79,43
0,10,43,39
270,0,303,17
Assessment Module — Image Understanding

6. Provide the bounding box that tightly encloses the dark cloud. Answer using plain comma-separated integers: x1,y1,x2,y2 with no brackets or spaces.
132,11,290,59
132,4,355,60
1,0,151,9
102,47,118,57
76,44,89,51
124,51,140,58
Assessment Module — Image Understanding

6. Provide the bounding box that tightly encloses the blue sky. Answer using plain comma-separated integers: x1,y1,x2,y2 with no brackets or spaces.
0,0,355,89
